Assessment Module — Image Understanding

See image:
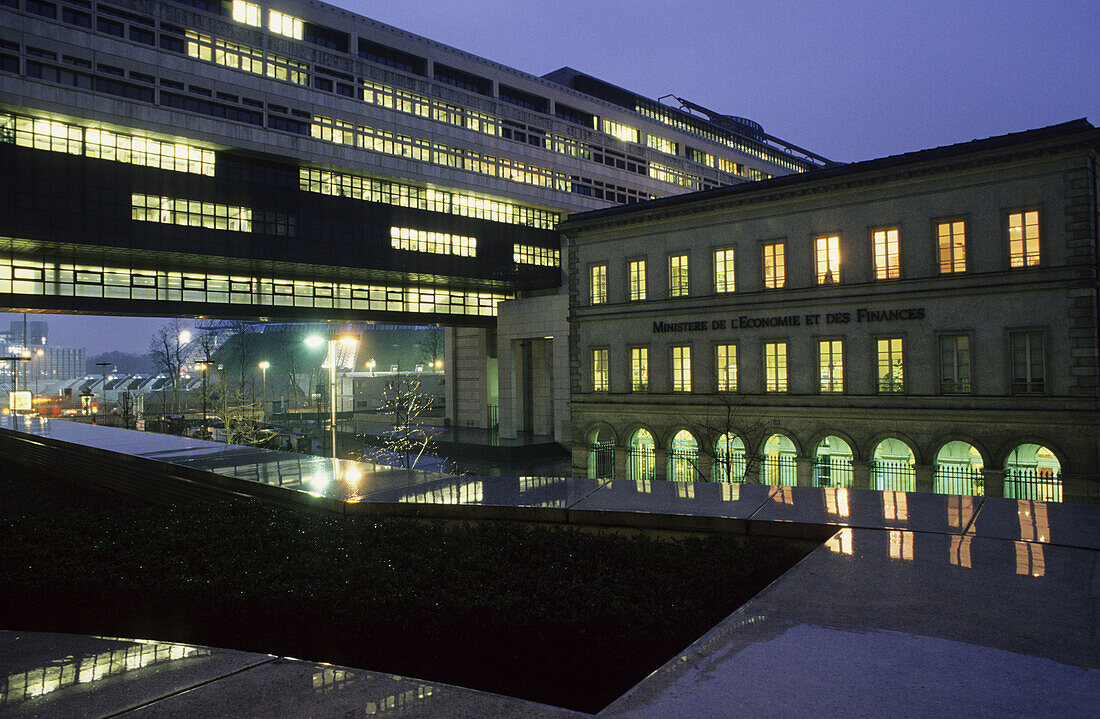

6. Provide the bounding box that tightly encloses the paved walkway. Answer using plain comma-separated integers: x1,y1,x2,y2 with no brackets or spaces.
1,417,1097,717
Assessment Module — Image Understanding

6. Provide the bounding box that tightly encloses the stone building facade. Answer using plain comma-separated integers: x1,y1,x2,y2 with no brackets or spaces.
563,121,1100,503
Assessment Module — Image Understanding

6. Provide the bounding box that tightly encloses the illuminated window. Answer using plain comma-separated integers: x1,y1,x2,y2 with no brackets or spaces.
940,335,970,393
1009,211,1040,268
603,119,639,144
764,342,787,392
716,343,737,392
669,254,689,297
592,348,608,391
762,241,785,289
131,194,251,232
232,0,261,26
628,259,646,301
714,248,735,293
873,228,900,279
513,244,560,265
937,220,966,273
815,235,840,284
389,227,476,257
268,10,303,40
590,264,607,304
646,134,678,155
877,338,904,393
1010,332,1044,394
671,346,691,392
631,347,648,391
818,339,843,393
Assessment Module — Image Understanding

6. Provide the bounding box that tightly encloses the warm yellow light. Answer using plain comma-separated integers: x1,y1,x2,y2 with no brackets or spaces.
258,361,270,370
337,334,359,346
305,335,324,349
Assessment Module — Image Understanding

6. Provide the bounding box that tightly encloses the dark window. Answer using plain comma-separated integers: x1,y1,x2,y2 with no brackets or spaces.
170,0,224,15
357,38,425,75
433,64,490,95
268,115,309,135
98,4,152,25
499,85,548,113
25,0,57,19
267,104,287,114
159,77,184,89
216,91,237,102
241,97,263,108
188,85,211,96
0,39,17,51
303,22,348,52
313,76,333,92
129,26,155,45
97,64,124,76
290,108,310,119
93,75,154,102
335,82,354,98
130,71,154,84
555,103,594,128
315,65,352,81
159,34,184,53
26,46,57,59
61,7,91,27
160,92,264,125
0,0,19,9
0,54,17,74
96,17,123,37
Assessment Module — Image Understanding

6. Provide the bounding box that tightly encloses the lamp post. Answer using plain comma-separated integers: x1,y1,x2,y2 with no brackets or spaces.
196,361,209,439
305,332,359,458
34,349,43,408
258,361,269,420
95,361,111,420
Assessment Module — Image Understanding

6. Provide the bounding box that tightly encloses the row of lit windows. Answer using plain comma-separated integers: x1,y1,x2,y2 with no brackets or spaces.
513,244,561,266
186,30,309,85
0,246,509,316
588,214,1044,303
231,1,303,40
131,194,252,231
389,227,476,257
298,168,560,230
0,111,216,175
591,332,1046,395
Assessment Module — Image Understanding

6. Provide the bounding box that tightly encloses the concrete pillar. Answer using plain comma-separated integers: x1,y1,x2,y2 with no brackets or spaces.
450,327,489,429
915,465,935,494
851,460,872,490
796,457,813,487
530,340,551,436
613,447,627,481
982,468,1005,499
571,443,588,478
1060,475,1093,504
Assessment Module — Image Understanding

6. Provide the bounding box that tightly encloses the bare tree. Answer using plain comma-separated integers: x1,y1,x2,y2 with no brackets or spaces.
275,328,305,407
208,370,264,446
371,374,437,469
418,328,444,370
677,394,772,483
148,320,188,412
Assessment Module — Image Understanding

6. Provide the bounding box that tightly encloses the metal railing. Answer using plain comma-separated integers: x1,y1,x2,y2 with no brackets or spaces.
589,440,614,479
667,449,700,482
1005,468,1063,502
762,455,798,486
626,447,655,481
933,465,985,496
812,456,853,488
871,461,915,492
713,454,747,483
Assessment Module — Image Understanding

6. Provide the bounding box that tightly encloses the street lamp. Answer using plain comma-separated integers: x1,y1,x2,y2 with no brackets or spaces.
34,348,43,408
305,332,359,458
366,358,376,376
196,361,209,439
258,361,269,420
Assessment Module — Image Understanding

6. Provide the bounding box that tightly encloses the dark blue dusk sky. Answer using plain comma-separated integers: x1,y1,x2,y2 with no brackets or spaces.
7,0,1097,355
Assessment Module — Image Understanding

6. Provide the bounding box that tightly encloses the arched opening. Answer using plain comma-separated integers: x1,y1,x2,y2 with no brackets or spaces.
667,429,700,482
713,433,746,483
871,438,915,491
1004,444,1062,502
934,441,984,496
762,433,797,486
627,428,655,481
587,426,615,479
812,436,853,487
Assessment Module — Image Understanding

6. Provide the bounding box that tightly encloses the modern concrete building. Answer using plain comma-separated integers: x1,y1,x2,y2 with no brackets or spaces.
0,0,823,440
563,120,1100,503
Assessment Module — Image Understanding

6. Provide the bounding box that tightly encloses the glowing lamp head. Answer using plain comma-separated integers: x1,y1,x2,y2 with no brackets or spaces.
305,335,324,349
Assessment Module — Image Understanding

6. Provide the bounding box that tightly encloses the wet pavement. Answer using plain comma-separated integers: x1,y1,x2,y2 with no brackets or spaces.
0,417,1097,717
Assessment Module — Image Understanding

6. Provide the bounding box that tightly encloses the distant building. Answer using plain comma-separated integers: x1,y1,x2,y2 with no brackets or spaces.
563,120,1100,503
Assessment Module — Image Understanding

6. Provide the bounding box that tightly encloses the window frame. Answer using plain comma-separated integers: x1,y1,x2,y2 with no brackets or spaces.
763,340,788,393
668,252,690,298
1008,329,1046,395
713,246,736,294
1006,208,1042,269
817,338,844,393
875,335,905,394
589,262,608,305
938,332,972,394
715,342,738,392
627,257,647,301
871,226,901,280
761,240,785,290
934,217,968,274
630,346,649,392
591,346,609,392
813,233,841,285
670,344,692,392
